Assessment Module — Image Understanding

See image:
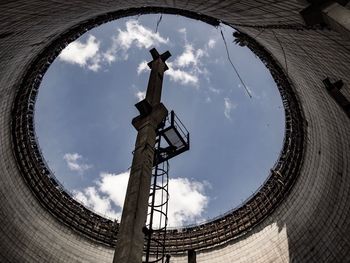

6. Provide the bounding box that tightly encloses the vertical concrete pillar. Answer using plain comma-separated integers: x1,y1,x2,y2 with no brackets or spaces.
113,48,171,263
188,249,197,263
322,2,350,40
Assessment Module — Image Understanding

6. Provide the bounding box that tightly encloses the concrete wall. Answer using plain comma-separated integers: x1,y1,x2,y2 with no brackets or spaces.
0,1,349,262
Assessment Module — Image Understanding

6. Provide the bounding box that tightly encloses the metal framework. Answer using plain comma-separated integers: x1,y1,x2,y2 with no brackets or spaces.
154,111,190,166
144,155,170,262
144,110,190,262
11,8,305,255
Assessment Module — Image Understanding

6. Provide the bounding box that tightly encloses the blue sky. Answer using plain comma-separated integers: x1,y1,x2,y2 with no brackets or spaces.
35,14,284,227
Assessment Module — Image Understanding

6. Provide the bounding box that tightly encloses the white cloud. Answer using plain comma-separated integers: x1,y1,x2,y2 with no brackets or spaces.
87,53,102,72
98,172,129,208
73,187,120,219
60,20,212,85
224,97,237,120
72,171,209,226
135,90,146,101
59,20,169,71
63,153,92,174
72,171,129,219
208,39,216,49
174,44,205,68
118,20,169,49
178,28,188,42
167,178,209,226
134,27,214,88
137,58,200,87
209,86,221,94
178,28,186,34
59,35,101,71
151,43,208,87
137,61,150,75
167,66,199,86
60,20,214,87
104,20,169,63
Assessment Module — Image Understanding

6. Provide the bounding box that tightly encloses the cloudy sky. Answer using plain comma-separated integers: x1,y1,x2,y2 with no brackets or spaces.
35,14,284,227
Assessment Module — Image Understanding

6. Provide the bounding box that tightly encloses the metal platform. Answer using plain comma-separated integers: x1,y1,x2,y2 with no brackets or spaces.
154,111,190,166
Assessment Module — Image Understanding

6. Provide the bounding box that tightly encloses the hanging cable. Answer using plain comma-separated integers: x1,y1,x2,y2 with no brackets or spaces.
220,29,252,98
272,30,288,77
155,14,163,33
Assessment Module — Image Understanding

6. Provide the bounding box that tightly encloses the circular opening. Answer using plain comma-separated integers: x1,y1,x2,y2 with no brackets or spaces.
12,7,304,252
35,14,284,227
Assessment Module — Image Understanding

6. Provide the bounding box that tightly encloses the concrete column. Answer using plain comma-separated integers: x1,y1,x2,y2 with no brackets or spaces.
188,249,197,263
113,105,167,263
113,48,170,263
322,2,350,40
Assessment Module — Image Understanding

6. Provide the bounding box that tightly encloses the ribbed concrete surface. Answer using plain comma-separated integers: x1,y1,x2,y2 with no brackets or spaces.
0,1,350,262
